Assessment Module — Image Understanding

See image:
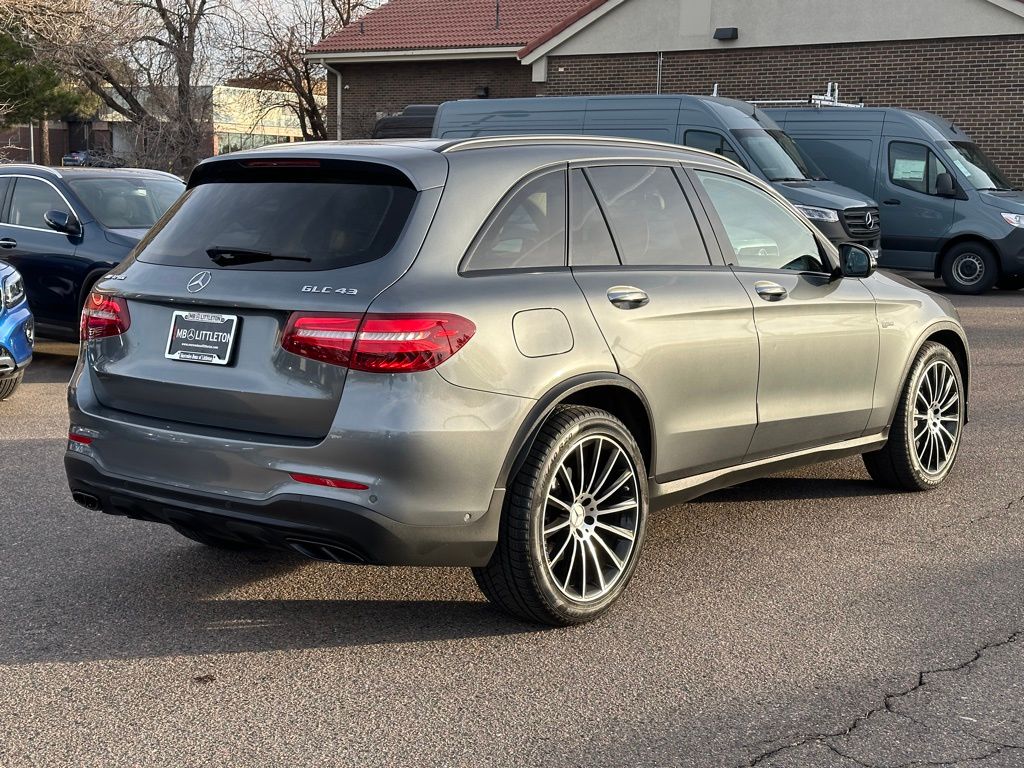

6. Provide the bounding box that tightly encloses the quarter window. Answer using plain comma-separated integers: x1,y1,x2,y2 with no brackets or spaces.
587,165,710,267
569,170,618,267
683,130,743,165
889,142,949,196
8,178,70,229
695,171,826,273
465,170,567,272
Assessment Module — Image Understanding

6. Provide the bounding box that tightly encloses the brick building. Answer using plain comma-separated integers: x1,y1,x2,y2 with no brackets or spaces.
308,0,1024,184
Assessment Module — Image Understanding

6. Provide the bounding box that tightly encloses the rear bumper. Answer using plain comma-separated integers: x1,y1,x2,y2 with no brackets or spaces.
66,455,503,566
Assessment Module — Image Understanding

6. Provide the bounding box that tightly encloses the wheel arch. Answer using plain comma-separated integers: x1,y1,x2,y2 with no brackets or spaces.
888,321,971,425
933,235,997,278
496,374,656,492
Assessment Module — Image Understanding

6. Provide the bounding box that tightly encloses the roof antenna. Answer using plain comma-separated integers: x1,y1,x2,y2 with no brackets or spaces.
495,0,500,29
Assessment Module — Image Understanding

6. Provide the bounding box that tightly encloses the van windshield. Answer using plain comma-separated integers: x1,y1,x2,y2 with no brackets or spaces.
731,129,827,182
941,141,1016,191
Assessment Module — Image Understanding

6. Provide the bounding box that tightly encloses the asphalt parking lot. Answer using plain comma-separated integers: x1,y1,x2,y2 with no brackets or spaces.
1,279,1022,768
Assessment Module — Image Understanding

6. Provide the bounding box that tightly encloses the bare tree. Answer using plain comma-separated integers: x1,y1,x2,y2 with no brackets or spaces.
228,0,378,141
7,0,230,174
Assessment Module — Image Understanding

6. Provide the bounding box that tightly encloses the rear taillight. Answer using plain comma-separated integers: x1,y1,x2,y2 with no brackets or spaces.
81,292,131,340
282,313,475,372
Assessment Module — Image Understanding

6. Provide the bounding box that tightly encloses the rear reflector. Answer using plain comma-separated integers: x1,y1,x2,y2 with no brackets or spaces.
290,472,368,491
81,292,131,340
68,431,94,445
282,313,475,373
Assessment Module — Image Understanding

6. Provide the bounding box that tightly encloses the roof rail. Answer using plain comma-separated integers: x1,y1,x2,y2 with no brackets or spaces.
437,135,744,169
0,164,63,178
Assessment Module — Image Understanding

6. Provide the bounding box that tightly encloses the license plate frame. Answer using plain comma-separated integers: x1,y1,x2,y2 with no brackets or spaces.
164,310,239,366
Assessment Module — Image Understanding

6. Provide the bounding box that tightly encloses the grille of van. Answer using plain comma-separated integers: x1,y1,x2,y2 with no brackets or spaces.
843,208,881,238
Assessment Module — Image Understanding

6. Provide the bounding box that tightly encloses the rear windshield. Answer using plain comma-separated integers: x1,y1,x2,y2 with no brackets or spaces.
68,177,185,229
136,169,417,271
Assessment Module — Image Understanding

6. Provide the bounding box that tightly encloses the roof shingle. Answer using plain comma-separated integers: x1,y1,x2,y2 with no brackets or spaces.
309,0,600,54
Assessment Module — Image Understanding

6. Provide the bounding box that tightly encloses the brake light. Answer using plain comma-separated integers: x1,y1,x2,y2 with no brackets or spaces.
242,159,321,168
81,292,131,340
282,312,475,372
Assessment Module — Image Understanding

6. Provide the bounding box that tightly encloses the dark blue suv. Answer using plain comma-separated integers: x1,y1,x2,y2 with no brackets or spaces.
0,166,184,339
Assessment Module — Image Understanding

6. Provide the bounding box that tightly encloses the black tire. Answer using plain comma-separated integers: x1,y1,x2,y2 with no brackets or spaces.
940,241,998,294
0,372,23,401
174,526,259,551
996,275,1024,291
863,342,964,491
473,405,649,626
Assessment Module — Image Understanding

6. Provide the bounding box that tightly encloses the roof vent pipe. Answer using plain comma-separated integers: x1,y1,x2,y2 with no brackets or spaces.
495,0,500,28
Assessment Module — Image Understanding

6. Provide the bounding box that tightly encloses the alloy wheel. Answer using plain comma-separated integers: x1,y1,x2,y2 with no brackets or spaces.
542,435,641,603
912,359,961,475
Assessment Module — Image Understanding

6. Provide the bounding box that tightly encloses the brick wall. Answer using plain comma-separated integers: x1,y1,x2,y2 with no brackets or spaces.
327,57,538,139
544,35,1024,186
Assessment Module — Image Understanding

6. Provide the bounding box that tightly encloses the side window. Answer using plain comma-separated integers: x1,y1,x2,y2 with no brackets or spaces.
684,130,743,165
695,171,826,273
464,170,566,272
889,142,947,196
0,178,11,221
587,165,710,267
9,178,70,229
569,169,618,267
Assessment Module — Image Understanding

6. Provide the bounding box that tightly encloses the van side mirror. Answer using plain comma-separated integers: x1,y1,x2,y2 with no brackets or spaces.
44,210,82,237
838,243,875,278
935,172,956,197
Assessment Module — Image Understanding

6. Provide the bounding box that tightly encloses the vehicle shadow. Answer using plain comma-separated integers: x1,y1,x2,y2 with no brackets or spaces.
691,473,895,505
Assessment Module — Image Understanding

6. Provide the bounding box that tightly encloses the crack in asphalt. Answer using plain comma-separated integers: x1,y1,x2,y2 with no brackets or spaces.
738,631,1023,768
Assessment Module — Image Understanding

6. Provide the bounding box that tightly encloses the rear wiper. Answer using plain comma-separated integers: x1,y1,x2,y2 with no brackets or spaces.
206,247,311,266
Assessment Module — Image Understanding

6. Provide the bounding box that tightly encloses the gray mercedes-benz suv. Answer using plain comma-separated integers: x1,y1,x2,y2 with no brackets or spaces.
65,137,969,625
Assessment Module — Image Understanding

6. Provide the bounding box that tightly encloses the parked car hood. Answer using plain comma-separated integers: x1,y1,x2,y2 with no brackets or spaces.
104,228,145,247
776,180,877,211
978,189,1024,213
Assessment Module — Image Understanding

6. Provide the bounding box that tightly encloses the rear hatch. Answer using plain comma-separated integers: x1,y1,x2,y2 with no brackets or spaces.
87,154,443,440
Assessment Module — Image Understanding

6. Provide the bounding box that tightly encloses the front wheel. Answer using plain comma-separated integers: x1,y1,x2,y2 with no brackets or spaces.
941,242,998,294
0,372,23,401
863,342,964,490
473,405,648,626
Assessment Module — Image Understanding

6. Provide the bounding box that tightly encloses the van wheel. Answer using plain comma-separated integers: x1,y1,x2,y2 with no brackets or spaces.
996,275,1024,291
863,342,964,491
473,405,648,626
941,242,997,294
0,372,23,401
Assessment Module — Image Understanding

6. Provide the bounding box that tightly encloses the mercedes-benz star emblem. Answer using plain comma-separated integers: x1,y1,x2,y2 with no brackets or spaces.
864,211,876,229
187,271,212,293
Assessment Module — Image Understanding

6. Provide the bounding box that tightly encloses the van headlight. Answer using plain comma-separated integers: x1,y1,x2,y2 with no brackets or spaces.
1,270,25,311
1000,212,1024,228
794,205,840,223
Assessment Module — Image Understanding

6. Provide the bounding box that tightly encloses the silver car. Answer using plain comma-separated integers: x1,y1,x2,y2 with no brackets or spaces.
65,137,969,625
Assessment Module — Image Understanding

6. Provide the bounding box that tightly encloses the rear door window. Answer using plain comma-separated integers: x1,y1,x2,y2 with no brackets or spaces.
569,169,618,267
587,165,710,267
7,178,71,229
464,170,567,272
137,165,417,271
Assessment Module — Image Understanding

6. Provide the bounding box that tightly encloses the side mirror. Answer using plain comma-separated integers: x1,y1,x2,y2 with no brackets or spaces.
936,172,956,197
44,210,81,237
838,243,876,278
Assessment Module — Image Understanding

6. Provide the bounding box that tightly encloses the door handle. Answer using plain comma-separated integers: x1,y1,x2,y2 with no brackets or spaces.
0,238,16,249
882,199,901,205
754,280,788,302
607,285,650,309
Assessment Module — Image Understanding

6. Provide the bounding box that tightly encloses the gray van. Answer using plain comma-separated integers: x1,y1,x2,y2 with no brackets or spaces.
432,95,881,252
767,107,1024,293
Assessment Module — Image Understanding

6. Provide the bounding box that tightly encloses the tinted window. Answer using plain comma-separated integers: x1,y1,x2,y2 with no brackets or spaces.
569,170,618,267
8,178,70,229
137,176,416,271
466,170,566,271
683,130,743,165
68,177,184,229
889,142,949,196
0,178,10,215
588,165,709,267
696,171,826,272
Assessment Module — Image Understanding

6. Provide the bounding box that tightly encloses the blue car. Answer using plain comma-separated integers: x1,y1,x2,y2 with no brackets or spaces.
0,165,184,340
0,261,33,400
